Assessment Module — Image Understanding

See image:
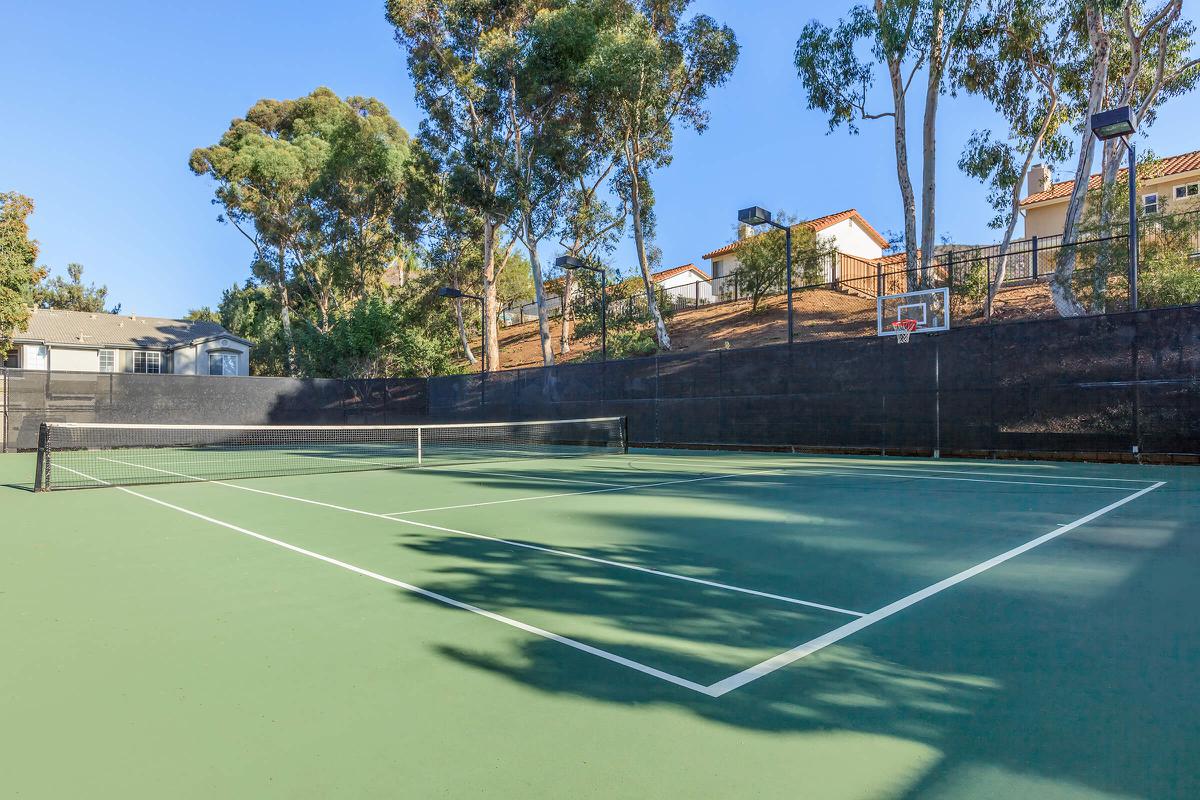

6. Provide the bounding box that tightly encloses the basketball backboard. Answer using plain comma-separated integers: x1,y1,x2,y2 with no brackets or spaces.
876,287,950,337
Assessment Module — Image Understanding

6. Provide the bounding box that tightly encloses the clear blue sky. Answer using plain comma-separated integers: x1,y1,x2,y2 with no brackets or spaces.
2,1,1197,318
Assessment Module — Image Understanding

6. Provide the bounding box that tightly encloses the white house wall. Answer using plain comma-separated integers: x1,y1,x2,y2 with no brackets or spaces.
48,347,100,372
822,219,885,261
193,338,251,376
20,344,49,370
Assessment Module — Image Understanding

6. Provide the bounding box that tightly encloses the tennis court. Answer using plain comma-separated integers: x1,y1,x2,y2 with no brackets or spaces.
3,420,1198,799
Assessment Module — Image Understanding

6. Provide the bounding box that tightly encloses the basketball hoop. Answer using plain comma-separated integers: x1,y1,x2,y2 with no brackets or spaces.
891,319,919,343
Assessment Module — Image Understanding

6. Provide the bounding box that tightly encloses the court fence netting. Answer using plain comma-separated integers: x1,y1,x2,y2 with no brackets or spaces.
33,417,628,491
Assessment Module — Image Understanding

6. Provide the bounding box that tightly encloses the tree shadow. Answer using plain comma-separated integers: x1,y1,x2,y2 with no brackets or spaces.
386,467,1199,799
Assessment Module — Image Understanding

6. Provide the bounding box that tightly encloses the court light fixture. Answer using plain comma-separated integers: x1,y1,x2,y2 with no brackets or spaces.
436,286,487,376
555,254,607,362
1089,105,1140,310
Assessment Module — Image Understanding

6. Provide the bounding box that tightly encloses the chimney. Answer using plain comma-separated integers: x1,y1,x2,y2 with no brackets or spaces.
737,223,752,240
1028,163,1053,197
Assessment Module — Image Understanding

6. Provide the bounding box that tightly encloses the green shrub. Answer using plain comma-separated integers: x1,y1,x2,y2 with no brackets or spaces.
1140,257,1200,308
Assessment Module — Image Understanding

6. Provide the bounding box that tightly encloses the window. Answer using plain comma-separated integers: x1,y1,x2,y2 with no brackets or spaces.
98,349,115,373
208,352,238,376
3,349,18,369
1143,193,1159,215
131,351,161,374
712,259,724,278
1175,183,1199,199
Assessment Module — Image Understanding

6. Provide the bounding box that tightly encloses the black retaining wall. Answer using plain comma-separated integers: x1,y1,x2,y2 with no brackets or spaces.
428,305,1200,461
5,305,1197,460
1,372,427,451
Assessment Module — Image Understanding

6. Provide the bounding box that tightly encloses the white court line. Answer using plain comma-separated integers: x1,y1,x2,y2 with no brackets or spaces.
609,457,1145,491
95,457,864,617
421,466,625,488
619,453,1152,484
705,481,1166,696
49,463,712,694
812,470,1139,491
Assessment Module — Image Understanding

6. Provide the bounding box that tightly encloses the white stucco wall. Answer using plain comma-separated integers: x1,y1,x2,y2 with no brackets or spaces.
48,347,100,372
821,219,885,261
656,269,714,302
189,338,251,376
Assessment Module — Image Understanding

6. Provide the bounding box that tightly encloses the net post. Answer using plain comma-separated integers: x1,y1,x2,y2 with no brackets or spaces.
416,426,423,465
621,416,629,454
34,422,50,492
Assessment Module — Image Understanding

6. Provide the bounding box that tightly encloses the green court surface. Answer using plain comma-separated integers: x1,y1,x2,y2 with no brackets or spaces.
2,449,1198,799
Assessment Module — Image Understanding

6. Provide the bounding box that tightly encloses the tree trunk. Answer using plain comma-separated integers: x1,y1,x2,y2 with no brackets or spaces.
522,223,555,367
986,98,1060,316
480,218,501,372
276,248,298,377
1052,5,1110,318
455,296,476,365
919,5,945,289
627,162,670,350
559,268,574,354
882,36,920,291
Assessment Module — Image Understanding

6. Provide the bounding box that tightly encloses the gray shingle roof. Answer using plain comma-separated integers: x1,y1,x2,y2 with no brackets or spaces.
14,308,249,349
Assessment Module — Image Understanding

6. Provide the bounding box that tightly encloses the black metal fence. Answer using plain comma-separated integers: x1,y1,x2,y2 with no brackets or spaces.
0,370,427,451
499,210,1200,334
431,305,1200,461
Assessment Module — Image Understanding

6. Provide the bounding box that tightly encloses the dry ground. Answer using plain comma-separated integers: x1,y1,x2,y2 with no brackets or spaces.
472,282,1059,371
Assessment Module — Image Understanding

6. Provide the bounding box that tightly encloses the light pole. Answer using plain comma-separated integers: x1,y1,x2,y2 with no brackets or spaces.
737,206,793,344
437,286,486,375
1090,105,1139,311
555,254,607,362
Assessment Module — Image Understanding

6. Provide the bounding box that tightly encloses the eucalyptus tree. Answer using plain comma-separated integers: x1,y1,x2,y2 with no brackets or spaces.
1051,0,1198,315
387,1,525,372
501,1,616,366
587,1,738,351
0,192,45,349
556,166,628,354
190,88,410,375
957,0,1072,314
796,0,975,288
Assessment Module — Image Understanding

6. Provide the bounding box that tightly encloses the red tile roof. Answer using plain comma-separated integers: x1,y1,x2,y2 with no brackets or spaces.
1021,149,1200,206
701,209,890,260
651,263,708,282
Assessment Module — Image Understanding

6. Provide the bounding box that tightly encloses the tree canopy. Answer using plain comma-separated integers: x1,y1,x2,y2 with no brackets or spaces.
0,192,46,350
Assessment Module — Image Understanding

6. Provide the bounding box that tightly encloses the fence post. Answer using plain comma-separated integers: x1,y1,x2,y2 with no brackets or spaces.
734,272,739,301
1031,236,1039,280
832,253,839,289
876,263,883,297
947,250,955,301
695,281,700,308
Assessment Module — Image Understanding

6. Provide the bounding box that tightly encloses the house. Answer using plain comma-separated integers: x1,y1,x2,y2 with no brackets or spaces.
501,263,712,325
701,209,890,295
3,308,252,376
1021,149,1200,238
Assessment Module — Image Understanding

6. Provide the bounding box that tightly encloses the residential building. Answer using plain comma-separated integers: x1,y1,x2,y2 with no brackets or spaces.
701,209,890,295
1021,149,1200,238
3,308,252,376
501,263,713,325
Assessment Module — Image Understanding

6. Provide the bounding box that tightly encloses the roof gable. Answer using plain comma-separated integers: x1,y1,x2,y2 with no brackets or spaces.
701,209,889,260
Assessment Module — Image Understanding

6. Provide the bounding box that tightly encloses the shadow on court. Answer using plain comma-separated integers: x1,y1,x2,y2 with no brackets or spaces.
392,479,1200,799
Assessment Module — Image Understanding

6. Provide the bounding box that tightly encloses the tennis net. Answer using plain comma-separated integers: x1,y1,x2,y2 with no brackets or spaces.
34,417,627,491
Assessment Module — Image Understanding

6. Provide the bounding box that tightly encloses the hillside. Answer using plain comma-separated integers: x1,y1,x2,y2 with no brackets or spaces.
471,283,1059,371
